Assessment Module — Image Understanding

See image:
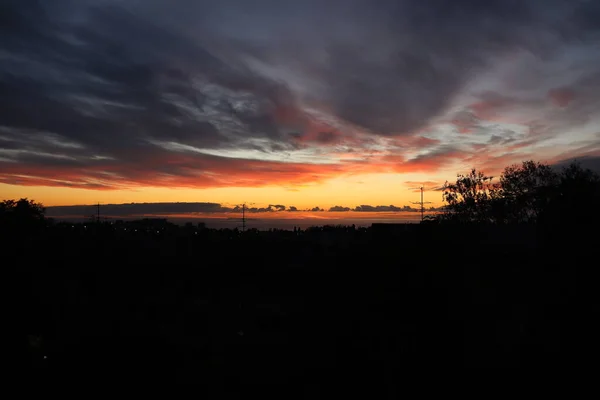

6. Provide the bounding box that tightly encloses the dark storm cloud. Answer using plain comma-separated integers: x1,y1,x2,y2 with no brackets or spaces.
2,0,600,188
0,0,304,168
177,0,600,135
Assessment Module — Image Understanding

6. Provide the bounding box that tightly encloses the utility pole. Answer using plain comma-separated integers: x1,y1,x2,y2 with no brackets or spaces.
96,202,100,224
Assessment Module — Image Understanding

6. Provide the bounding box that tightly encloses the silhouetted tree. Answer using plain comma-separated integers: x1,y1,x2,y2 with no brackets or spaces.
437,169,500,223
0,198,46,233
433,160,600,225
542,161,600,226
497,161,558,223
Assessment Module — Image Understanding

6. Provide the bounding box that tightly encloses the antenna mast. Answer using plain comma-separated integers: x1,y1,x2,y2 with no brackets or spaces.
410,186,432,222
421,187,424,222
242,203,246,232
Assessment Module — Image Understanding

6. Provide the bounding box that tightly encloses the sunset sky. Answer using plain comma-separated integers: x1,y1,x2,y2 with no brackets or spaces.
2,0,600,221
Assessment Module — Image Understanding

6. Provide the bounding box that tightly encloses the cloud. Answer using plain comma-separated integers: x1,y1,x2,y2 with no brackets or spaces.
46,202,294,217
553,155,600,175
395,147,466,173
354,205,407,212
44,201,447,218
315,131,340,144
548,87,576,108
0,145,372,189
45,202,230,218
2,0,600,191
232,204,290,213
0,0,336,189
352,204,444,212
329,206,351,212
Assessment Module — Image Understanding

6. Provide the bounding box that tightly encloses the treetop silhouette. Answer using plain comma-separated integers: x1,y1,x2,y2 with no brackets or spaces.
432,160,600,225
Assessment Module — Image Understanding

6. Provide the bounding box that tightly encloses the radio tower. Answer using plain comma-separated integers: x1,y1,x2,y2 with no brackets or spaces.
84,202,110,224
229,201,254,231
242,203,246,232
410,186,432,222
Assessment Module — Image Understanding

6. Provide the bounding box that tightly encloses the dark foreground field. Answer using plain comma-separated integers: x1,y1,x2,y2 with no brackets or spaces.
14,222,599,388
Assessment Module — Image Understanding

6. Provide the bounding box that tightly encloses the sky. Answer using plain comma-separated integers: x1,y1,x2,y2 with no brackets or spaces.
2,0,600,223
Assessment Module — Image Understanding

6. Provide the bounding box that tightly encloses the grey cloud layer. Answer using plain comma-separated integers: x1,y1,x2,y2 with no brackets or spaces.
0,0,304,173
174,0,600,134
2,0,600,184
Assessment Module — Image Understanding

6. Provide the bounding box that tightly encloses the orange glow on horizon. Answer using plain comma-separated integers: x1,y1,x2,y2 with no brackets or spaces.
0,170,448,209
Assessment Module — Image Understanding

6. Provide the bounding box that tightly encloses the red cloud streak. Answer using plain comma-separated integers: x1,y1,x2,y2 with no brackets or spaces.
547,87,575,108
0,156,349,190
